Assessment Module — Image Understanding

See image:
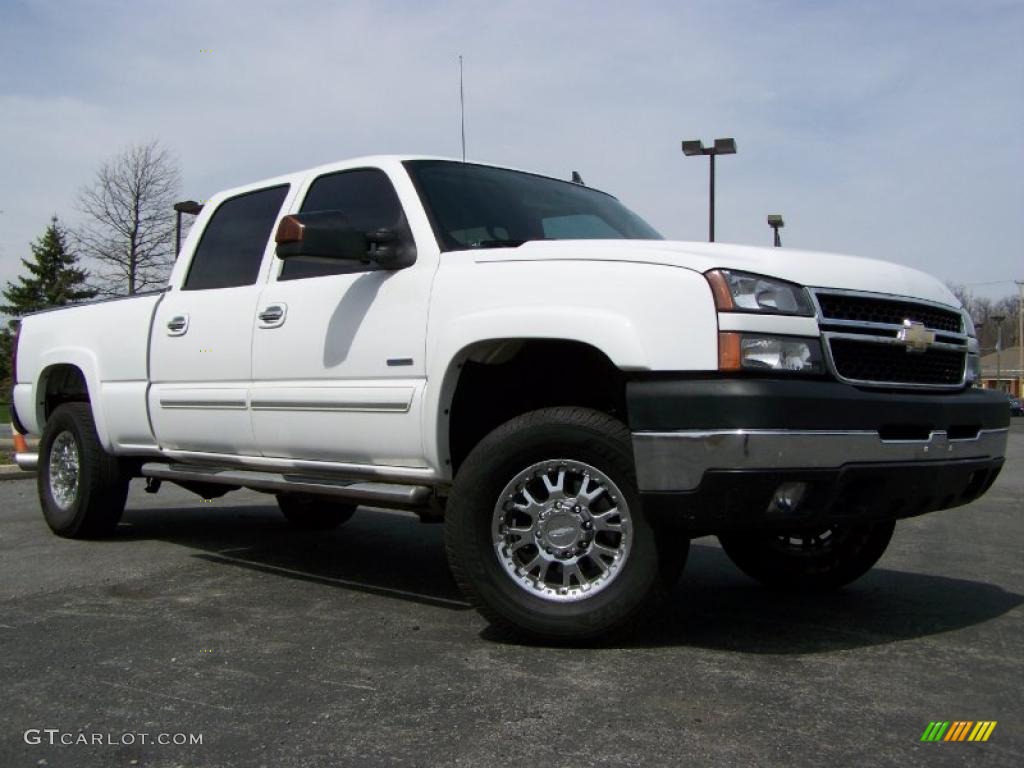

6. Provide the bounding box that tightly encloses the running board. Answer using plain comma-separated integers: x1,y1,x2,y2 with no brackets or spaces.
140,462,433,510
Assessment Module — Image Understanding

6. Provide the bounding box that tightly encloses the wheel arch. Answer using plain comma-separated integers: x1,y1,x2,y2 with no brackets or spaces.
425,334,635,479
33,350,112,450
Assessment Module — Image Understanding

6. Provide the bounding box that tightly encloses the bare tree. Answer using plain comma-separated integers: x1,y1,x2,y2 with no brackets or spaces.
77,141,181,295
991,294,1022,349
948,283,1020,351
947,283,973,312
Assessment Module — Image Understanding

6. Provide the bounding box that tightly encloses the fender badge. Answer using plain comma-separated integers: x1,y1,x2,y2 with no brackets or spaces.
897,320,935,353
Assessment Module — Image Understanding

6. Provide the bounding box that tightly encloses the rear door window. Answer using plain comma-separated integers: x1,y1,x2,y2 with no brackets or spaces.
183,185,289,291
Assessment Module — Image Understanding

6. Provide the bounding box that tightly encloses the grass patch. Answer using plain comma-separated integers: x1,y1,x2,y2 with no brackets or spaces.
1,404,12,464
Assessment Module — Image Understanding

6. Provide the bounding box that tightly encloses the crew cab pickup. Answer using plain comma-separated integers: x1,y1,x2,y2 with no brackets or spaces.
10,156,1009,641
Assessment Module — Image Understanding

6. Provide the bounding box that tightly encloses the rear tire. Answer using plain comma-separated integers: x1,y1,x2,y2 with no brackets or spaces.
718,520,896,591
276,493,357,530
38,402,129,539
445,407,685,643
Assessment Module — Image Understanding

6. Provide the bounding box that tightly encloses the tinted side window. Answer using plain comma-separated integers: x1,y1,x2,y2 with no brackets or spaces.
279,169,406,281
183,185,289,291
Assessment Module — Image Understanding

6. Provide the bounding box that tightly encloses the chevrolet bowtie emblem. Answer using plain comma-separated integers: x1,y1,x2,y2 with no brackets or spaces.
897,319,935,353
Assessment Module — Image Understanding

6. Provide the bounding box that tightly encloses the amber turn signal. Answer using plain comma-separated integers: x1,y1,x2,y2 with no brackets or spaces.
705,270,735,311
718,332,742,371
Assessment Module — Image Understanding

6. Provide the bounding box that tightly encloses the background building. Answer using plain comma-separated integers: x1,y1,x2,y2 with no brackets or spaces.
979,345,1022,397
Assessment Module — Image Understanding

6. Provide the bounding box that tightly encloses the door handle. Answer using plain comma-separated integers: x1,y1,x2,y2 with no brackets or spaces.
166,315,189,336
257,303,287,328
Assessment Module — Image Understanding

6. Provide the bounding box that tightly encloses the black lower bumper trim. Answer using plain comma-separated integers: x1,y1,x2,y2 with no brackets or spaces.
627,377,1010,433
643,457,1004,534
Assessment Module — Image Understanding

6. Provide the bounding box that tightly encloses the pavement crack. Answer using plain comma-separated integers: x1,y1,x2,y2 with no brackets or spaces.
88,677,238,712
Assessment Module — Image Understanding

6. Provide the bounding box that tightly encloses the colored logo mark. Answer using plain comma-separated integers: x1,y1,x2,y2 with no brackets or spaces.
921,721,997,742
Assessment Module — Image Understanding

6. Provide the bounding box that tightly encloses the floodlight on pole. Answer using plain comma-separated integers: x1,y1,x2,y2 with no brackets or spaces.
173,200,204,256
681,137,737,242
766,214,784,247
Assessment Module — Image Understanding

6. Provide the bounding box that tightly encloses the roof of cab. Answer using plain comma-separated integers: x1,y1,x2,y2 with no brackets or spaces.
208,155,453,202
203,155,604,205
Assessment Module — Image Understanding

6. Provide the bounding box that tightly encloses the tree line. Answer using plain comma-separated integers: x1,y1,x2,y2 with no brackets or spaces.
947,285,1022,354
1,140,181,395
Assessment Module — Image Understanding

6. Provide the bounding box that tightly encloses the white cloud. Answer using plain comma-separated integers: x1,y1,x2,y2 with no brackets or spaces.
1,0,1021,299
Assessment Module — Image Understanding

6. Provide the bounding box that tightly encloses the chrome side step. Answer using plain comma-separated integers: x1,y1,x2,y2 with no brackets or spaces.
140,462,433,509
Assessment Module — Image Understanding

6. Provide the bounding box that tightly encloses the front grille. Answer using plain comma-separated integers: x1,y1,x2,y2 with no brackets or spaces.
817,293,962,333
812,289,967,389
828,338,965,386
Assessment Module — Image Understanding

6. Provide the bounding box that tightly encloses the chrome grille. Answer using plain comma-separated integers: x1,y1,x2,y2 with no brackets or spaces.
811,289,967,390
827,338,965,385
815,293,962,334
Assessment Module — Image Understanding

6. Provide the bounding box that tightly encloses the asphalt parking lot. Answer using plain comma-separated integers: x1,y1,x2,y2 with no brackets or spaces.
2,423,1022,767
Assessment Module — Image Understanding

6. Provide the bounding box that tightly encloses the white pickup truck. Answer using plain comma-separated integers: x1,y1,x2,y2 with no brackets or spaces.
11,156,1009,641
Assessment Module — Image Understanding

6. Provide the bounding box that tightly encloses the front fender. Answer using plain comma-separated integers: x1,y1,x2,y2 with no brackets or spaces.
435,306,649,371
420,261,719,476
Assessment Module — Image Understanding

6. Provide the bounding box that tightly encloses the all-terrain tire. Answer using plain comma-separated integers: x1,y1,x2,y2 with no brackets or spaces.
38,402,129,539
444,407,687,643
718,520,896,591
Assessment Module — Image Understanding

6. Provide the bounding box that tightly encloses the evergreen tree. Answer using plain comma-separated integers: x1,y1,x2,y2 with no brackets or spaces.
1,215,96,316
1,216,96,395
0,329,10,397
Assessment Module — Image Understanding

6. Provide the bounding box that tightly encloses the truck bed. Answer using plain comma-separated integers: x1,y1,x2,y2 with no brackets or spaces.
13,292,164,453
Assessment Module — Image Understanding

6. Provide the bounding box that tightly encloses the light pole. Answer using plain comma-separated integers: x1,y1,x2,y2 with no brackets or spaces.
1017,280,1023,398
992,313,1006,391
173,200,204,256
767,214,784,247
681,138,737,242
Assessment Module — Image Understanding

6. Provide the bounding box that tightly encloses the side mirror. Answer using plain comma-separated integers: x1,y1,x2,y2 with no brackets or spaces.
275,212,370,263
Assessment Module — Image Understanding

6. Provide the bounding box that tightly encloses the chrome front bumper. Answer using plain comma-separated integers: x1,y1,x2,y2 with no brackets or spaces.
632,428,1009,492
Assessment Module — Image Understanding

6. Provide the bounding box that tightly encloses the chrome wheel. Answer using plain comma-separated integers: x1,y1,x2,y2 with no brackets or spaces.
719,519,895,591
772,527,839,555
492,459,632,602
48,431,81,511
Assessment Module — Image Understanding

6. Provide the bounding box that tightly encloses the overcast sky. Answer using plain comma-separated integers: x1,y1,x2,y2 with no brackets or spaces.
1,0,1021,300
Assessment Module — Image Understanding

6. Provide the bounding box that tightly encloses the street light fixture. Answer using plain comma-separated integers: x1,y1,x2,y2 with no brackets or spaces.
766,214,784,247
173,200,204,256
681,137,737,242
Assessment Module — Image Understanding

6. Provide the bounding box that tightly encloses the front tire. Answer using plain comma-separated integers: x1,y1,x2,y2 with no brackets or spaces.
38,402,129,538
444,407,686,642
718,520,896,591
276,493,357,530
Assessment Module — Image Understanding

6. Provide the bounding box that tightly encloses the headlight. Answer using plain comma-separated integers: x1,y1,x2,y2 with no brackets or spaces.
705,269,814,316
719,333,824,374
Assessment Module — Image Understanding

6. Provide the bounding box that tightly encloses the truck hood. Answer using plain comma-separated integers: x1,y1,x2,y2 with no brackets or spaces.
475,240,960,307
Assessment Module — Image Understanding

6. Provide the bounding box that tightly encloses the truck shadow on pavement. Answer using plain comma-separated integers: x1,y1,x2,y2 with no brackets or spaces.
629,542,1024,654
117,503,471,612
117,505,1023,653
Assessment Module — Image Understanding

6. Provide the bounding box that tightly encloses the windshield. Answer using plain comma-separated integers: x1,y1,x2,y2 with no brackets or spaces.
404,160,662,251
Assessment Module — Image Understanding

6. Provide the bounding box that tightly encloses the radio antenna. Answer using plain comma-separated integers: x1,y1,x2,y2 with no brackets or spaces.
459,55,466,161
